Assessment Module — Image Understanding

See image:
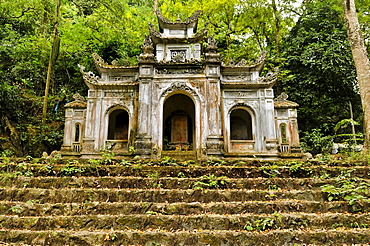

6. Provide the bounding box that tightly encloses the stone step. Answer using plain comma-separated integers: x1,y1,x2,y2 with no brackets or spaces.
1,157,368,167
1,228,370,245
1,163,369,178
2,200,368,217
0,159,369,245
2,176,360,190
0,213,370,231
0,188,325,203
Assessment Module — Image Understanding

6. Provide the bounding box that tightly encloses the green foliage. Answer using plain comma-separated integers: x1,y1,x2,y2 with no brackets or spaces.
60,161,86,176
101,149,114,164
160,156,178,166
129,146,135,155
206,158,227,166
1,150,14,158
260,164,281,178
244,212,283,231
280,2,362,136
159,0,299,62
10,205,22,214
147,171,163,188
334,119,359,133
0,0,154,157
321,172,370,205
300,129,334,155
14,162,33,177
193,174,229,190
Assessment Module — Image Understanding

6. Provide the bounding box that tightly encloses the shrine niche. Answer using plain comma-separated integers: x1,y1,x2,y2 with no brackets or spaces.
61,10,302,160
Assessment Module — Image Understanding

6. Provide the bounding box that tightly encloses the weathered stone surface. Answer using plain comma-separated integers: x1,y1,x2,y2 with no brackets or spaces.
1,229,370,245
0,158,369,245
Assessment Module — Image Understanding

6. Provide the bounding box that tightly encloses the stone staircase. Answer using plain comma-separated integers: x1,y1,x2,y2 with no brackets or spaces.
0,157,370,245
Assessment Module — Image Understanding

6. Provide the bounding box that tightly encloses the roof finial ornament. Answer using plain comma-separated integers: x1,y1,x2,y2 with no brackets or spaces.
176,15,181,22
276,92,289,101
206,36,218,50
73,93,86,102
205,36,220,62
139,35,155,63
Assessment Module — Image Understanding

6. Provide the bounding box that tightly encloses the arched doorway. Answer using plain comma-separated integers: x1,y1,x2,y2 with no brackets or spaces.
108,109,129,140
163,94,195,151
229,108,255,152
230,109,253,140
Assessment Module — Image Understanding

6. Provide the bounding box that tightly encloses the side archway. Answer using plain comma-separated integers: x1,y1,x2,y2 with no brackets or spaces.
230,109,253,140
108,109,129,141
228,106,255,153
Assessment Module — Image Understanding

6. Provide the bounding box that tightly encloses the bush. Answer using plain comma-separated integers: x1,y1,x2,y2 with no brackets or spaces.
300,129,334,155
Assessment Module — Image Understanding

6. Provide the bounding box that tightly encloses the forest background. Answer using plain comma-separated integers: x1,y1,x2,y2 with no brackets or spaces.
0,0,369,157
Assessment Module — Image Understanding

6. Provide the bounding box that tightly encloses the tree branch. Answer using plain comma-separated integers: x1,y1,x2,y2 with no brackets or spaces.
2,7,35,19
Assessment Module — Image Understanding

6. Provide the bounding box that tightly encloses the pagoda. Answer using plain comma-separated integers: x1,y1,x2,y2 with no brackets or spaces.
61,11,301,160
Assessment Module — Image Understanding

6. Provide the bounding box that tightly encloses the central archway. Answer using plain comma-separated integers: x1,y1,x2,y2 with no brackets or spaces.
163,94,195,151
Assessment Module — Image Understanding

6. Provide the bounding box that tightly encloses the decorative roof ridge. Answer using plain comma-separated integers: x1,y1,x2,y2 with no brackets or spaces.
155,10,201,25
274,92,299,108
149,25,207,44
65,93,87,108
258,72,278,83
193,27,207,38
149,23,162,38
92,53,138,69
222,51,267,68
78,64,100,86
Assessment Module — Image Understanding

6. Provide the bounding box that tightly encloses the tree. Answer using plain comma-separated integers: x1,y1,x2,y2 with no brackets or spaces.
157,0,300,63
280,2,362,138
342,0,370,150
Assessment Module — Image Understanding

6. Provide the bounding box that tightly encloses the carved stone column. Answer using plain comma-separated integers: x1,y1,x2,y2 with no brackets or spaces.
135,36,156,157
204,36,224,156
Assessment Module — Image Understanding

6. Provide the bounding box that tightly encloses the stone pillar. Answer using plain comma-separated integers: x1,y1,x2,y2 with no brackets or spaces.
81,89,99,155
204,36,224,156
289,109,301,153
135,36,156,157
261,89,278,154
61,108,74,152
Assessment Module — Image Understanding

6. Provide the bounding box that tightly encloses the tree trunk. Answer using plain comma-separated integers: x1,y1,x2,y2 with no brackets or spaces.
342,0,370,150
42,0,61,124
271,0,280,56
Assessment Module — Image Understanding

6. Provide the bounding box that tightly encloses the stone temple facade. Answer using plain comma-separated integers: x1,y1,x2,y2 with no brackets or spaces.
61,11,301,160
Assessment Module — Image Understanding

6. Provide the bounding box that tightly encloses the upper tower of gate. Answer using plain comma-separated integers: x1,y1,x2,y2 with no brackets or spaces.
149,10,207,63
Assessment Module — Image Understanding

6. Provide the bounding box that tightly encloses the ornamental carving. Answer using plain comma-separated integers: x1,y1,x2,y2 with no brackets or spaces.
224,74,248,81
139,35,155,63
275,92,289,101
106,103,130,115
78,64,100,85
73,93,86,102
250,51,267,66
206,140,224,150
236,59,247,66
257,73,278,84
205,36,221,62
155,10,200,25
206,36,218,51
157,58,201,65
229,100,258,111
156,67,203,75
161,83,198,98
92,53,108,66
